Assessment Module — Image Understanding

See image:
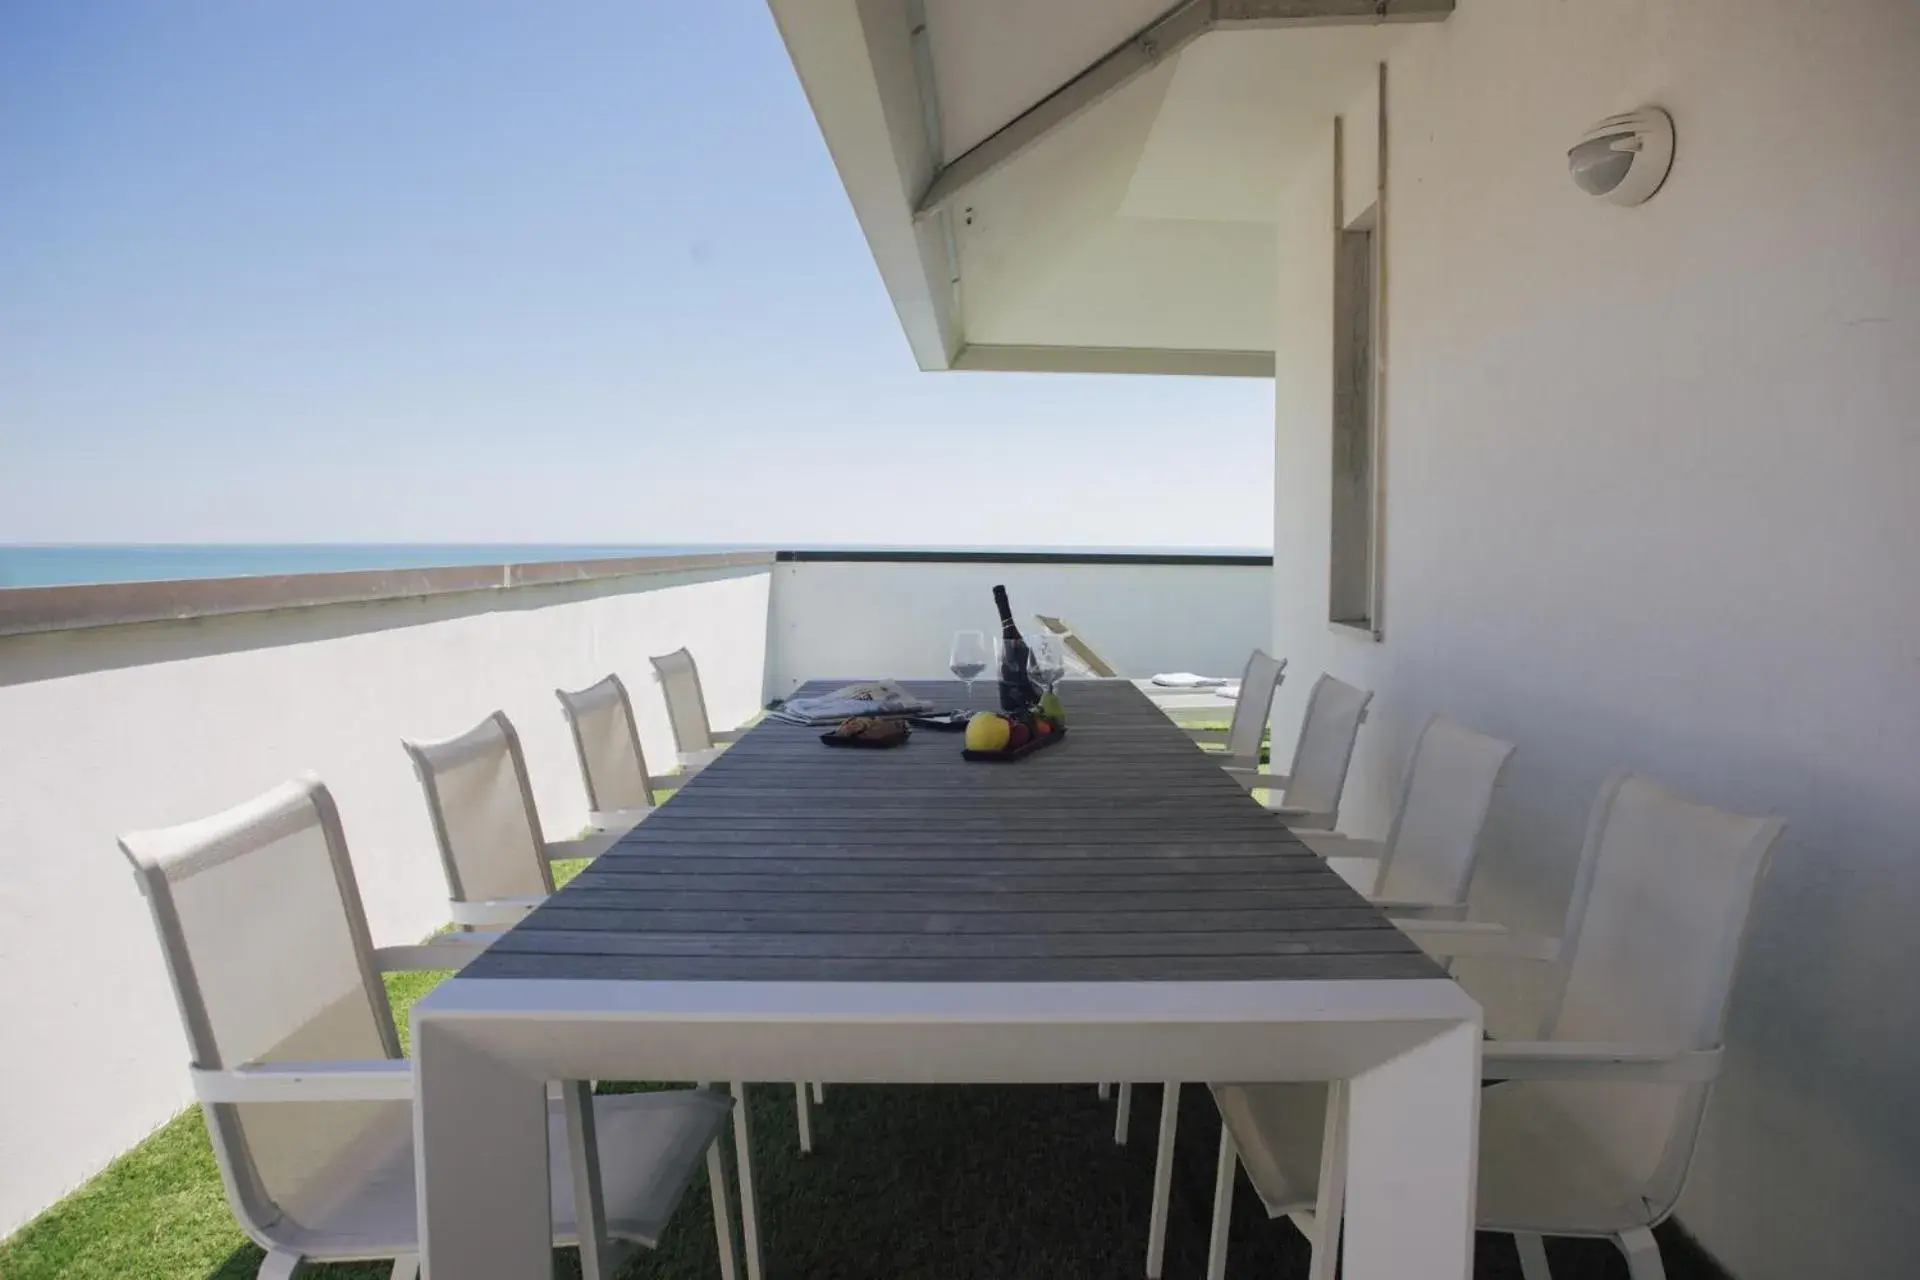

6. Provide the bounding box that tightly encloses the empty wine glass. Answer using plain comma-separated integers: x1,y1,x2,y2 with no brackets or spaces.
1029,633,1066,694
949,630,989,710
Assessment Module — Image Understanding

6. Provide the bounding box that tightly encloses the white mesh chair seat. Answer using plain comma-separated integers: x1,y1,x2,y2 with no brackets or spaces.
1295,714,1516,915
556,674,656,831
272,1091,731,1259
119,777,734,1278
1205,773,1786,1280
1211,1080,1660,1235
1231,672,1372,830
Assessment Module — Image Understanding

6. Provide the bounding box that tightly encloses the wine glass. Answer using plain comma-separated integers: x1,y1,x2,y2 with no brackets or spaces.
949,630,989,710
1029,633,1066,695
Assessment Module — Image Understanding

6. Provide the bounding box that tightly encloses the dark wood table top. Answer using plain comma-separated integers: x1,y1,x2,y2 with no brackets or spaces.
464,679,1439,983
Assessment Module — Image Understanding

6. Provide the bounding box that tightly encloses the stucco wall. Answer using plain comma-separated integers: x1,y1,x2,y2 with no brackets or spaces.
1266,1,1920,1275
0,565,771,1236
765,559,1272,698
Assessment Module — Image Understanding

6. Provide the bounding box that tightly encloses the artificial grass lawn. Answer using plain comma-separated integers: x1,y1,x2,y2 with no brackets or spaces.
2,849,1728,1280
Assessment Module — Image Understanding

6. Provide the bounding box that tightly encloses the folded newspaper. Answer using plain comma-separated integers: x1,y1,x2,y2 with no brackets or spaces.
770,681,933,725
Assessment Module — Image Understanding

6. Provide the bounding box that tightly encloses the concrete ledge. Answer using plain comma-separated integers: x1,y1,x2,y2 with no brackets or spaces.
0,551,778,638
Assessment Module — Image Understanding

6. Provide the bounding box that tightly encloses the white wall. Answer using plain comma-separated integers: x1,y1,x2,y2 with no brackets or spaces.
765,559,1272,697
0,566,770,1236
1265,2,1920,1275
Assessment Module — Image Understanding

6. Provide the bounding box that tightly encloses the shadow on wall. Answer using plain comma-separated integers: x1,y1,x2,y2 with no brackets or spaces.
0,565,775,690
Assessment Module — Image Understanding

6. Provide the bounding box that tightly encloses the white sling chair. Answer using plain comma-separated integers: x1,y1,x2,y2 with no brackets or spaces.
1127,714,1517,1279
1207,771,1785,1280
650,647,746,775
402,710,620,929
1106,650,1283,1151
120,776,736,1280
1183,648,1286,772
429,703,825,1151
1299,714,1517,918
1227,673,1373,830
556,673,656,833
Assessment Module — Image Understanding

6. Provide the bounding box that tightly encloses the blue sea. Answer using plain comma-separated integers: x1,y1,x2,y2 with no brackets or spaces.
0,544,766,589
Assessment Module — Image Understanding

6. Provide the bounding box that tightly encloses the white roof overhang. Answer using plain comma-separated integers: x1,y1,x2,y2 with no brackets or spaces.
767,0,1451,375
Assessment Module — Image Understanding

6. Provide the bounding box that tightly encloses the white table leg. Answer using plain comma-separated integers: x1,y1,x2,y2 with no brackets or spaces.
414,1019,549,1279
1342,1021,1479,1280
795,1081,813,1153
732,1082,765,1280
1114,1082,1133,1143
1146,1082,1179,1278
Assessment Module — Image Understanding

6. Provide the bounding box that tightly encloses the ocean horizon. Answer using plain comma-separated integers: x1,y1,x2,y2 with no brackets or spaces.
0,542,1272,590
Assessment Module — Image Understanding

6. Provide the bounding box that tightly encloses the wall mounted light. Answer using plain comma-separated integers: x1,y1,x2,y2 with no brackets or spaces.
1569,107,1675,206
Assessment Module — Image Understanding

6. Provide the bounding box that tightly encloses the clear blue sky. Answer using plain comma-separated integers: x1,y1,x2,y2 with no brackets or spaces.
0,1,1273,549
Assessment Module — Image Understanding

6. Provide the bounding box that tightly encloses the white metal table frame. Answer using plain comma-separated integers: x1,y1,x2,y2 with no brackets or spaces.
412,975,1481,1279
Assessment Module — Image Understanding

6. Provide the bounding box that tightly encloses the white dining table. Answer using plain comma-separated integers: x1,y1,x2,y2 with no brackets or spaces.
410,680,1482,1279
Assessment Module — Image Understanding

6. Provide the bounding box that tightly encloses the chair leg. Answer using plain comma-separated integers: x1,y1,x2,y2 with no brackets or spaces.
1146,1083,1180,1278
1114,1082,1133,1144
1514,1232,1552,1280
1617,1227,1667,1280
1098,1082,1111,1101
795,1081,813,1154
811,1081,825,1105
257,1251,303,1280
731,1082,765,1280
388,1258,420,1280
707,1139,739,1280
1205,1123,1238,1280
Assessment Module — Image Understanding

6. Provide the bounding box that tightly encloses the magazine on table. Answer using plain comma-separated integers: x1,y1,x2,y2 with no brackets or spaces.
770,681,933,725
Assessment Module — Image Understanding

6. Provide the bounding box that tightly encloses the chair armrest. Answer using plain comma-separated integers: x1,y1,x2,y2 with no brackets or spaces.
1295,832,1384,860
375,934,504,971
1483,1041,1723,1084
1371,900,1470,921
547,829,621,862
711,728,746,745
1268,804,1335,829
448,895,546,927
588,805,651,832
192,1060,413,1104
1223,766,1286,790
1394,919,1562,961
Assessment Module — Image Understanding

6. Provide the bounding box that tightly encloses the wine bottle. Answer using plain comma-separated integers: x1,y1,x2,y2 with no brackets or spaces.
991,584,1040,713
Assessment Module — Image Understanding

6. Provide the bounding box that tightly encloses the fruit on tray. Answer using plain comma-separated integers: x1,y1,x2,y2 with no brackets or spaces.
965,713,1013,752
1039,690,1066,726
1006,721,1032,750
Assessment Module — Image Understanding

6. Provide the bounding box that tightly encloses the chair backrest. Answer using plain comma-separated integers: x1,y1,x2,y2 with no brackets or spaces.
120,777,406,1252
650,647,717,754
556,673,655,815
1032,614,1119,678
1226,649,1287,763
1372,716,1517,906
403,711,553,906
1531,771,1785,1217
1279,673,1373,818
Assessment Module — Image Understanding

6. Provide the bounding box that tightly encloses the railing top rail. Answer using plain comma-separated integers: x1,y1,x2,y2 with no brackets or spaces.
773,549,1273,567
0,551,778,638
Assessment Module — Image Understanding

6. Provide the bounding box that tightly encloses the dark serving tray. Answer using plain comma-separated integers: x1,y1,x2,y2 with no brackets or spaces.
962,725,1068,762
